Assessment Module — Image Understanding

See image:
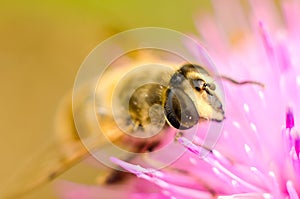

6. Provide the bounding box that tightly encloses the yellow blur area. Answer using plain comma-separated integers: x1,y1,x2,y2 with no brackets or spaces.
0,1,209,198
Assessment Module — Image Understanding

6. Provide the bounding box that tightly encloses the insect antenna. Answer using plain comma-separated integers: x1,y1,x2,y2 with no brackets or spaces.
218,75,264,88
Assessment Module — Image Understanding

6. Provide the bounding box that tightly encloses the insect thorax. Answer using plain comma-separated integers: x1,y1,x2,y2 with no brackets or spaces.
129,83,166,130
111,65,173,136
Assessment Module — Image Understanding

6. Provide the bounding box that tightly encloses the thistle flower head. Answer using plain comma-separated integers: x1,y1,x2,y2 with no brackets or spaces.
58,0,300,198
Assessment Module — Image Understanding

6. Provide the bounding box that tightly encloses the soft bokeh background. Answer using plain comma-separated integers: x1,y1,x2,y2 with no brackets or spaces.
0,1,210,198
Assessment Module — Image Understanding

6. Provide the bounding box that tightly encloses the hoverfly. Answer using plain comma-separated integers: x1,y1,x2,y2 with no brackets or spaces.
1,55,263,199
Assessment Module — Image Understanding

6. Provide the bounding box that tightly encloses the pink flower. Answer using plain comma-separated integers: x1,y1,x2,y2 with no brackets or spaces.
58,0,300,198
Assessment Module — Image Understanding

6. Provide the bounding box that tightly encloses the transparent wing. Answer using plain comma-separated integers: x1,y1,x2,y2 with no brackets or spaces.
0,139,89,199
0,90,124,199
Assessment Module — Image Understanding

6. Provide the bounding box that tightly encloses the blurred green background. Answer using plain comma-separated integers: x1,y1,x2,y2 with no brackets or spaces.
0,1,210,198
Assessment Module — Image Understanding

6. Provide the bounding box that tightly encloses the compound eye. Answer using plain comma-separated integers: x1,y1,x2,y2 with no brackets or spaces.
163,88,200,130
